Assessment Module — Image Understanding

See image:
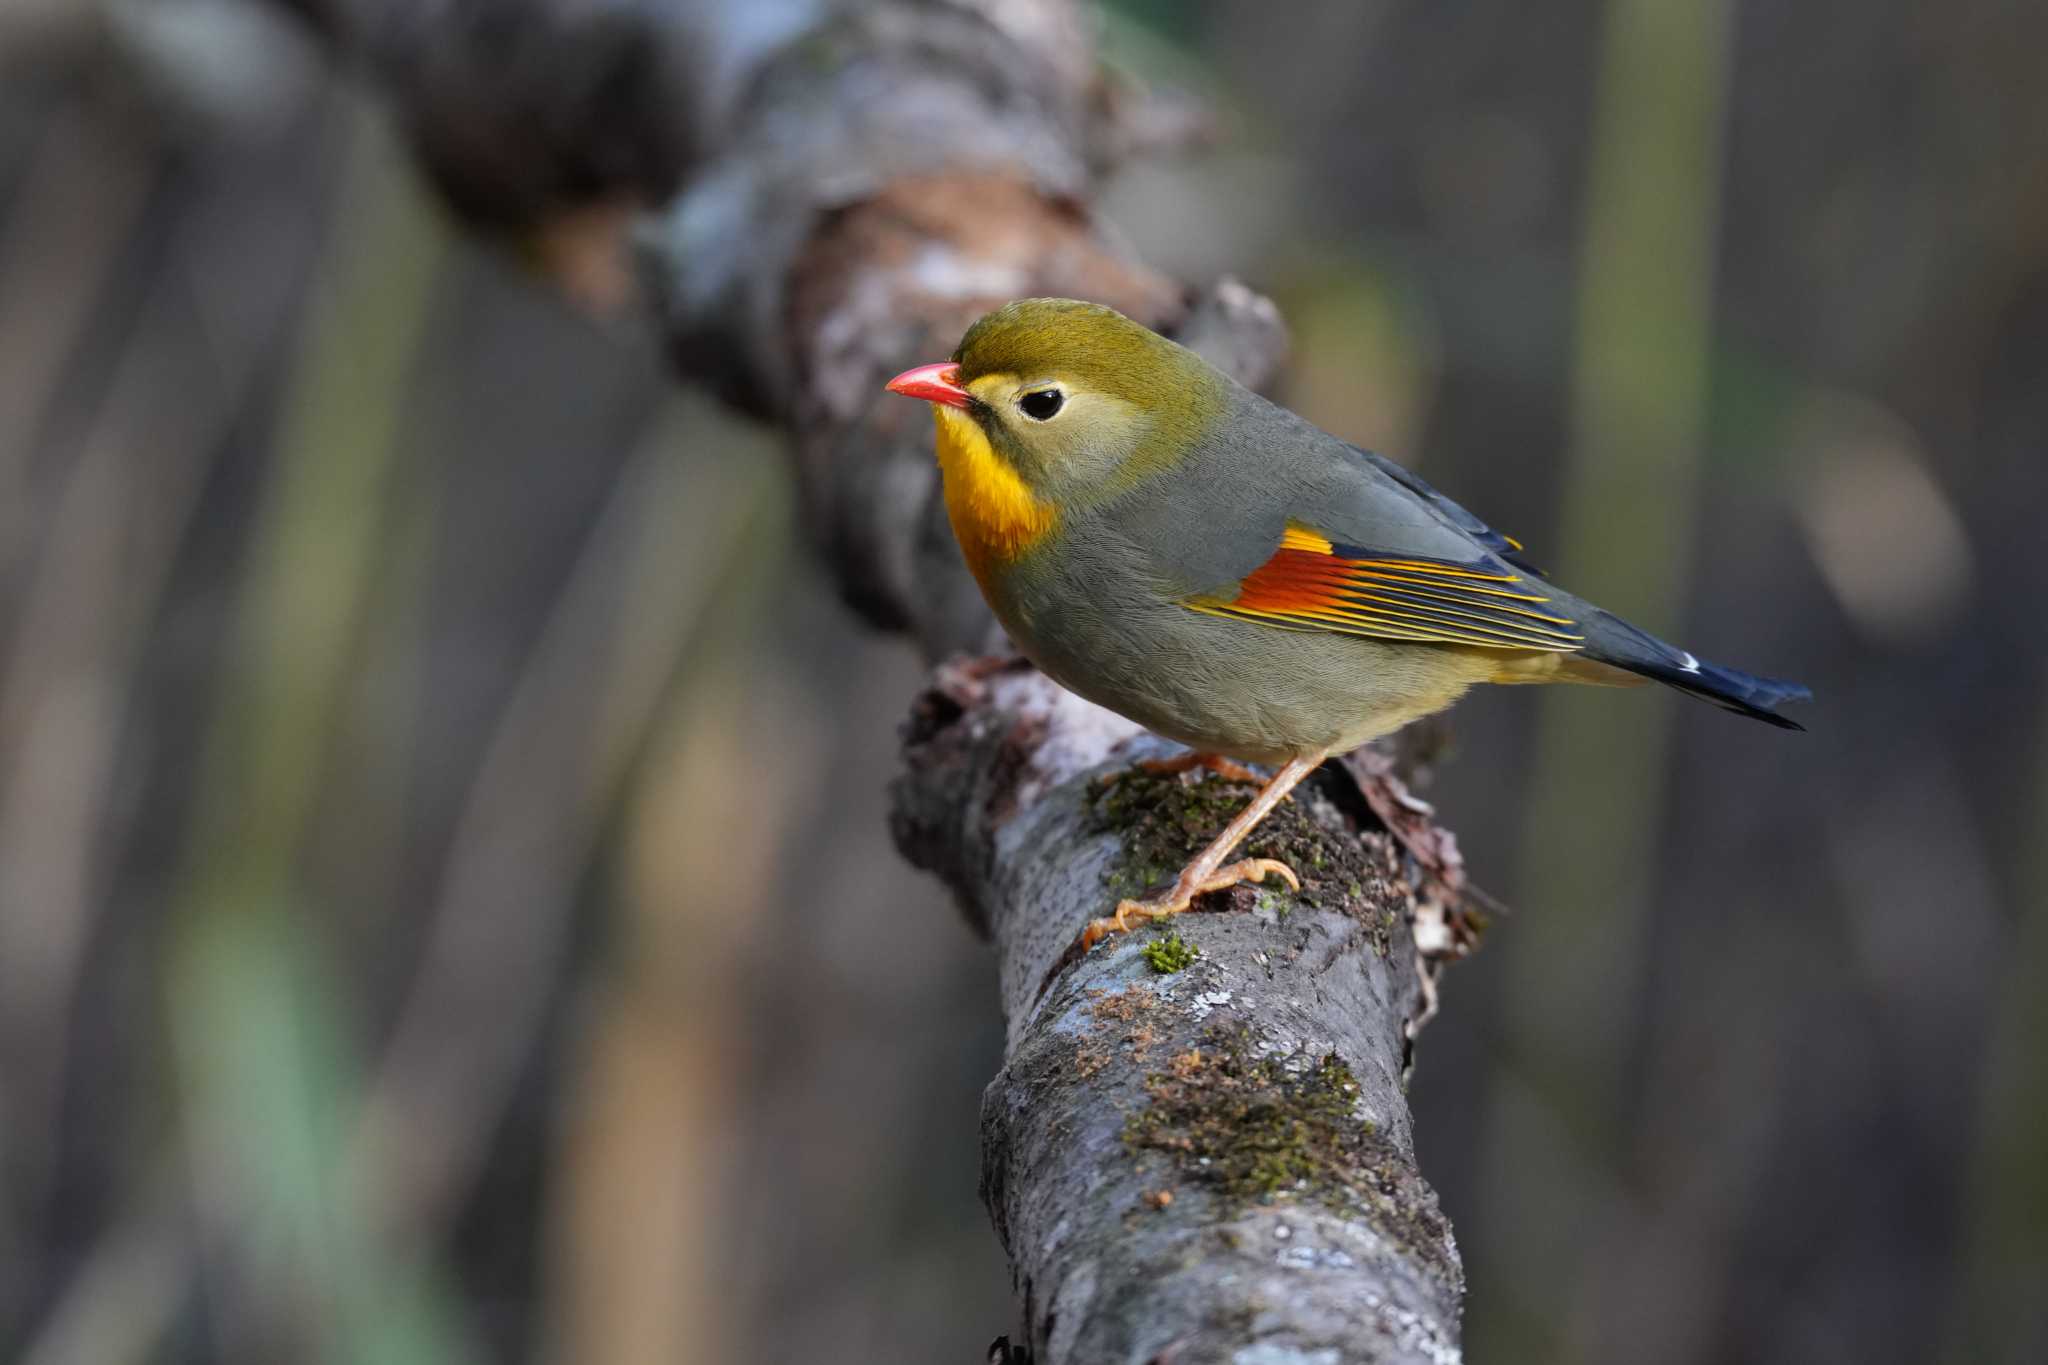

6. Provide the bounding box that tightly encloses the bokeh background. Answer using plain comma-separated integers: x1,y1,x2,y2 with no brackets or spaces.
1,1,2043,1362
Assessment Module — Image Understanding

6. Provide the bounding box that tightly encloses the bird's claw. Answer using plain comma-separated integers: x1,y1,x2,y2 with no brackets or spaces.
1193,857,1300,898
1074,856,1302,954
1098,752,1266,789
1139,752,1265,785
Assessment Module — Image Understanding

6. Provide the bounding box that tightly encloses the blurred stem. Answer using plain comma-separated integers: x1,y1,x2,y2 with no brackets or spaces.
1481,0,1734,1354
0,95,152,511
533,401,788,1365
167,105,467,1364
1518,0,1732,1126
1943,698,2048,1363
350,396,783,1254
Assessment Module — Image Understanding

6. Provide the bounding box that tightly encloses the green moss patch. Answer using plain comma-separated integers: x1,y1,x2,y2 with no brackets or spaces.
1122,1028,1453,1273
1088,767,1397,954
1140,930,1199,974
1125,1030,1372,1200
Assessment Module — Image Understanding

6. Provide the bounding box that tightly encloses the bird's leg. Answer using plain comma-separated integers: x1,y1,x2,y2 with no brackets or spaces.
1128,750,1266,785
1078,751,1326,953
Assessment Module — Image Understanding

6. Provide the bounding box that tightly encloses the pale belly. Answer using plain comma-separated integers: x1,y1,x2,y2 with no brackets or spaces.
998,572,1486,766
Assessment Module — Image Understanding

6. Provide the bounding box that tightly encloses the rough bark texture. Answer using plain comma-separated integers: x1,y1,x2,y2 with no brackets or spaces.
894,663,1464,1364
273,0,1468,1357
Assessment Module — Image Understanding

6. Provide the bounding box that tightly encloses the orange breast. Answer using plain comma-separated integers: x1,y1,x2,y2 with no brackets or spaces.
932,405,1057,589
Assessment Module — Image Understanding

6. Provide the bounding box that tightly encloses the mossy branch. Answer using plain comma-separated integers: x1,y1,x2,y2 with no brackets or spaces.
895,666,1463,1362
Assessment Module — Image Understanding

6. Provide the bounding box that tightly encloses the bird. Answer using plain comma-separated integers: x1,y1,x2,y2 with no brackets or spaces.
885,298,1809,953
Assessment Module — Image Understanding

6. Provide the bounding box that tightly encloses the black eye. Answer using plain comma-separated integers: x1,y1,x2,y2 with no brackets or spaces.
1019,388,1064,421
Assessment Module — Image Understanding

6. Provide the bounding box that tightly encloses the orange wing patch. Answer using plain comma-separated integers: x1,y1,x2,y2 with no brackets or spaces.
1189,523,1585,651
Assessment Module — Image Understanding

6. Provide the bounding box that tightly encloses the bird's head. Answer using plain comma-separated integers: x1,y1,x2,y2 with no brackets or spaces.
886,298,1225,506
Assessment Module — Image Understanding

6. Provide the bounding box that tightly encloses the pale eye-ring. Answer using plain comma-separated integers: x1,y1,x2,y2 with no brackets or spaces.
1018,387,1065,421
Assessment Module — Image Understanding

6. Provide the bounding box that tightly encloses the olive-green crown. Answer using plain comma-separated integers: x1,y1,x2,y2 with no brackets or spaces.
952,298,1209,406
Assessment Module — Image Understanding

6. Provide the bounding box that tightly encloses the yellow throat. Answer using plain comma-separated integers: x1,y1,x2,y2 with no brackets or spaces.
932,404,1057,587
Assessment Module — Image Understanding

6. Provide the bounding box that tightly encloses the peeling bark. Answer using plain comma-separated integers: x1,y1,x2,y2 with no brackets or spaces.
266,0,1468,1357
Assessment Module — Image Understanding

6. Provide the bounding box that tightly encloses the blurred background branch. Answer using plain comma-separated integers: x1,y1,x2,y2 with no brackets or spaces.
237,0,1473,1357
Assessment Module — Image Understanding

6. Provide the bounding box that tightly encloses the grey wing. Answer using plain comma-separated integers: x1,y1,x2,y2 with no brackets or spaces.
1341,442,1549,576
1116,388,1533,594
1109,389,1586,652
1104,389,1809,721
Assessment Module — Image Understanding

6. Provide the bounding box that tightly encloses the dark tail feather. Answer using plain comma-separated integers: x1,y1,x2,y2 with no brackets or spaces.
1581,612,1811,731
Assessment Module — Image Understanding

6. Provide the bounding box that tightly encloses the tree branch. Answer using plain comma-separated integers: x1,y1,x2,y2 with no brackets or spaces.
271,0,1467,1356
894,662,1463,1363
